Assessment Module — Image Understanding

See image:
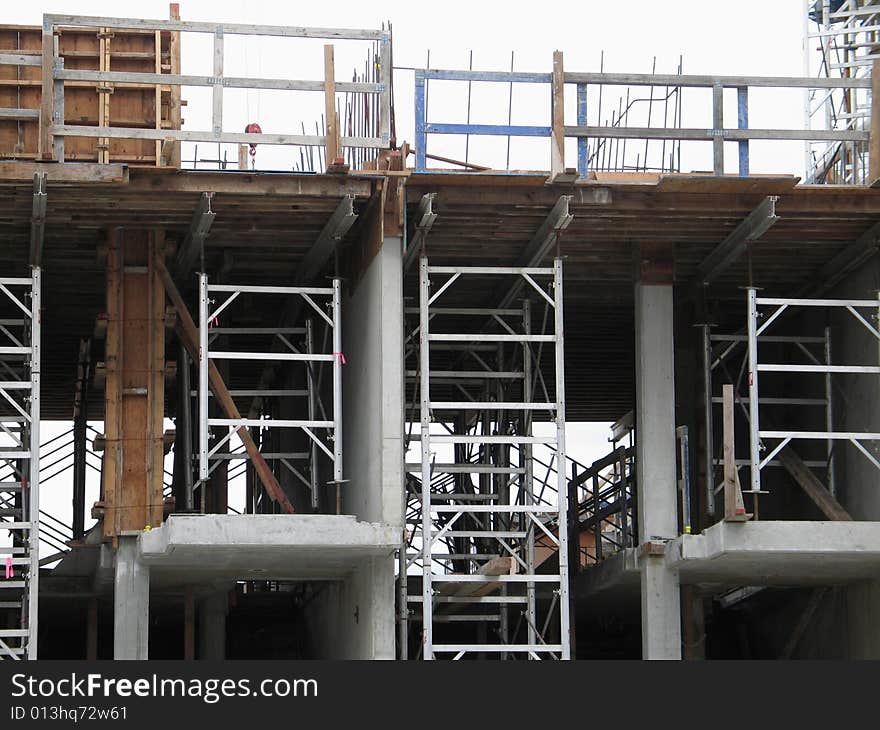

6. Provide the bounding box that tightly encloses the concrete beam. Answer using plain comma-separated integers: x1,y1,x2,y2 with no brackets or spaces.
696,195,778,285
114,535,149,660
635,279,681,659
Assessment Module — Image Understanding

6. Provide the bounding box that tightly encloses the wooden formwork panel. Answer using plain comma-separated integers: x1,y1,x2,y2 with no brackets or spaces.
0,23,180,165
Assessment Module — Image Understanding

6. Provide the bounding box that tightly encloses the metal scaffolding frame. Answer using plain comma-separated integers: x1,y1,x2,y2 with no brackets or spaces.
197,276,343,512
0,269,40,660
804,0,879,183
746,289,880,495
403,257,570,660
701,321,837,516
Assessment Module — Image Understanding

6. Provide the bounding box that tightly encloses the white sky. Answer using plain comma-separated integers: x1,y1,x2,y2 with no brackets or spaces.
6,0,817,174
4,0,817,557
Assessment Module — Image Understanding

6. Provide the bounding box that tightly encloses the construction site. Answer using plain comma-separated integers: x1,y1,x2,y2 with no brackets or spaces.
0,1,880,661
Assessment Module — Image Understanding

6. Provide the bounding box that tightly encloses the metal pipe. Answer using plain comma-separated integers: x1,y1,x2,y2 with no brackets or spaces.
179,340,194,511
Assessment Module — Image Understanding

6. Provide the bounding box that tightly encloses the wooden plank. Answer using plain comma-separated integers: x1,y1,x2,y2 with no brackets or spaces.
438,556,513,598
324,44,339,165
125,167,372,196
148,233,166,529
550,51,564,177
0,162,127,182
158,263,295,514
167,4,182,168
722,384,750,521
44,15,389,41
777,447,851,521
39,28,53,160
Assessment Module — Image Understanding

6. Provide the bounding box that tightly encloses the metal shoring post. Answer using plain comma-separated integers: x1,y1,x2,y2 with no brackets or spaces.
305,318,319,509
198,274,209,497
27,267,40,659
419,257,434,659
553,258,572,660
702,324,715,516
331,278,343,506
179,341,194,511
496,341,508,657
522,297,537,652
747,287,762,495
824,325,836,497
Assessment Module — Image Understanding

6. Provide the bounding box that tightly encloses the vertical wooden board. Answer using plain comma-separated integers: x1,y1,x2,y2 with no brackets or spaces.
167,3,182,168
120,235,149,532
148,232,166,527
102,230,122,538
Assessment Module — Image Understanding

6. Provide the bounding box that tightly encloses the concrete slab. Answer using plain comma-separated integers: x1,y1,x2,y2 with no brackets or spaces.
573,548,640,616
138,514,398,587
669,520,880,586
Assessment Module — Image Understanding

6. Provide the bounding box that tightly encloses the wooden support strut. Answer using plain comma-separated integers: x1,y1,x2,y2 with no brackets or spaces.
158,263,295,514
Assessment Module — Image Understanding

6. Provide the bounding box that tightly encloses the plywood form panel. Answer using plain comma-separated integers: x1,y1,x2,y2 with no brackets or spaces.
100,229,166,538
0,24,178,164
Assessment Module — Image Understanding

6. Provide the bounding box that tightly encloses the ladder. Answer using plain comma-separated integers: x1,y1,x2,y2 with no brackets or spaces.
0,269,41,660
405,258,571,659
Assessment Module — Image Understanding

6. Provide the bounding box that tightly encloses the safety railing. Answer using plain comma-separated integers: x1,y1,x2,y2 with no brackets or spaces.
412,52,872,177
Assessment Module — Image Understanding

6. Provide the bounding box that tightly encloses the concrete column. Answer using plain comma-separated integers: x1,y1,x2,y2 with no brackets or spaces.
198,592,227,660
342,235,404,527
113,534,149,659
635,279,682,659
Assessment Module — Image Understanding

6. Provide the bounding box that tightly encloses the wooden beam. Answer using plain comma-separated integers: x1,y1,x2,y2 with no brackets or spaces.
0,162,127,184
158,263,295,514
777,447,851,521
126,169,371,197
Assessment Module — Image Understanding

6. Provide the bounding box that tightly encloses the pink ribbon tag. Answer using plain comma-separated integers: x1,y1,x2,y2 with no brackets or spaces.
333,352,346,365
4,556,12,579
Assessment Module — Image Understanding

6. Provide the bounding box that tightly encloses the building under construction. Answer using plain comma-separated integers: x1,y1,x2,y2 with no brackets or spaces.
1,2,880,661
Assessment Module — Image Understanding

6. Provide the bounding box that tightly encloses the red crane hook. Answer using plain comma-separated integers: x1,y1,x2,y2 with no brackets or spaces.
244,122,262,157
